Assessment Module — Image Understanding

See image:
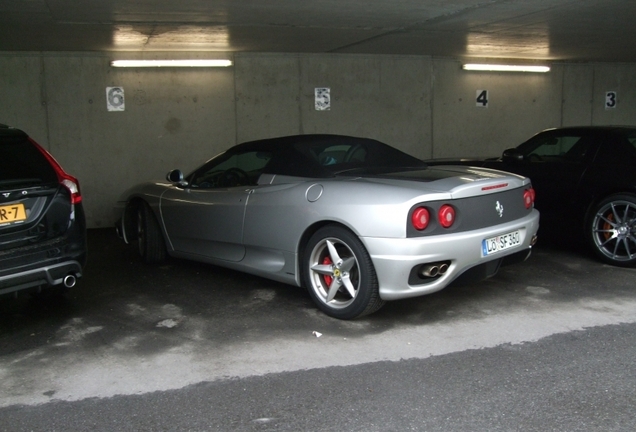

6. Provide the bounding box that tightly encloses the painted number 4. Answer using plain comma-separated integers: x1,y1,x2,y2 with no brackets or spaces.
476,90,489,108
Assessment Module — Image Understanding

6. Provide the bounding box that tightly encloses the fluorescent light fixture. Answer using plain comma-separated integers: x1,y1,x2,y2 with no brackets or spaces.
462,63,550,73
110,59,233,68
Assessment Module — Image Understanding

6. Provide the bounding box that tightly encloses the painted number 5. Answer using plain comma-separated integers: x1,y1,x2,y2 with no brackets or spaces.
476,90,489,108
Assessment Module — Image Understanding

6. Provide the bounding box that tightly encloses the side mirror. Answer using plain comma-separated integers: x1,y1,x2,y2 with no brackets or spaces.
166,169,185,184
501,148,525,163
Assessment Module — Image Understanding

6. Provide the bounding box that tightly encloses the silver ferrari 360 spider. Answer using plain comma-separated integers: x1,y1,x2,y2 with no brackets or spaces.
115,134,539,319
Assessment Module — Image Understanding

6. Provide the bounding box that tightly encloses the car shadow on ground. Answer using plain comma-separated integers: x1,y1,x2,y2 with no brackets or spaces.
1,228,634,358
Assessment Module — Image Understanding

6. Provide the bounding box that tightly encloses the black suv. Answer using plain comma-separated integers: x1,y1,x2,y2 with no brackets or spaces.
0,124,86,297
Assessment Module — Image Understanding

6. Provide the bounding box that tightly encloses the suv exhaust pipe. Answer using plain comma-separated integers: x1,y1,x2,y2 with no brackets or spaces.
63,274,77,288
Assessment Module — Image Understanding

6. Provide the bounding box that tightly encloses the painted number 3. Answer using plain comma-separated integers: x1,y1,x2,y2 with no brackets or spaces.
476,90,489,107
605,91,617,109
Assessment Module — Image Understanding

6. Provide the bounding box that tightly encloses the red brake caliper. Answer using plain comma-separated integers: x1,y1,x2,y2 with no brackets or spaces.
322,256,333,286
603,213,615,240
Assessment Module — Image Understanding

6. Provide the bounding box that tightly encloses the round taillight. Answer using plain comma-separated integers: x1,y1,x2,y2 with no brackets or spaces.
438,205,455,228
411,207,430,231
523,188,535,209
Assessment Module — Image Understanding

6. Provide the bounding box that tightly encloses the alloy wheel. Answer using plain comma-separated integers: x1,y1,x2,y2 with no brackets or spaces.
590,198,636,264
308,237,360,309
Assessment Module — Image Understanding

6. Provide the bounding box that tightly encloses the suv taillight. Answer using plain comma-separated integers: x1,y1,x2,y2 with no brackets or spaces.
29,138,82,204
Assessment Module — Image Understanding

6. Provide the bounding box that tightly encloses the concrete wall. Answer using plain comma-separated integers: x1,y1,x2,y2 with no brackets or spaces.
235,54,432,157
2,51,636,228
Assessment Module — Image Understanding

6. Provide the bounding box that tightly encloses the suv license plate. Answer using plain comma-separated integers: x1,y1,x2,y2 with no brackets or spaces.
0,203,27,225
482,230,521,256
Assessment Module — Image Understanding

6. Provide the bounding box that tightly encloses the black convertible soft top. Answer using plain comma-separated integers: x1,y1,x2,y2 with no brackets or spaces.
227,134,427,178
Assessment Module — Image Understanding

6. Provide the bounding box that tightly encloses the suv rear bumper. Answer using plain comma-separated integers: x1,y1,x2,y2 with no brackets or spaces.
0,260,83,296
0,224,87,297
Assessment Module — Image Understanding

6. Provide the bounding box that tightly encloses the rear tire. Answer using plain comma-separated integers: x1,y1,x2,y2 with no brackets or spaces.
137,202,166,264
586,193,636,267
303,225,385,319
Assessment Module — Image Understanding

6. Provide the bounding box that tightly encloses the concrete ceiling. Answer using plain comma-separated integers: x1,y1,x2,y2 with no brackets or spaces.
1,0,635,63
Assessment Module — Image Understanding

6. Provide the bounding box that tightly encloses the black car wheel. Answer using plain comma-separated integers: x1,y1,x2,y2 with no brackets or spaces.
137,202,166,264
303,225,385,319
587,194,636,267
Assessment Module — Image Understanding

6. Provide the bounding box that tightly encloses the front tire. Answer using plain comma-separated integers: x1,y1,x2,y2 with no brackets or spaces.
137,202,166,264
303,225,385,319
587,194,636,267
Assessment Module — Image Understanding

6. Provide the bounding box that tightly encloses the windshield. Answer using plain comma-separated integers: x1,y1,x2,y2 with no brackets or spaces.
517,133,594,162
0,136,58,187
295,139,426,174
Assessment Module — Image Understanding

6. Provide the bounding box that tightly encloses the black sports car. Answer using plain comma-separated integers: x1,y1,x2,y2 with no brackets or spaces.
426,126,636,267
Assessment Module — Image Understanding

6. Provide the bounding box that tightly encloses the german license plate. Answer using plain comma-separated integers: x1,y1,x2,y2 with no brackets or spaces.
0,203,27,225
482,230,521,256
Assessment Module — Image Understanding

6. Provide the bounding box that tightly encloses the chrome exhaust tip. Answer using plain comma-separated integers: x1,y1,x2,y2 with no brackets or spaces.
438,263,449,274
420,265,440,278
63,274,77,288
